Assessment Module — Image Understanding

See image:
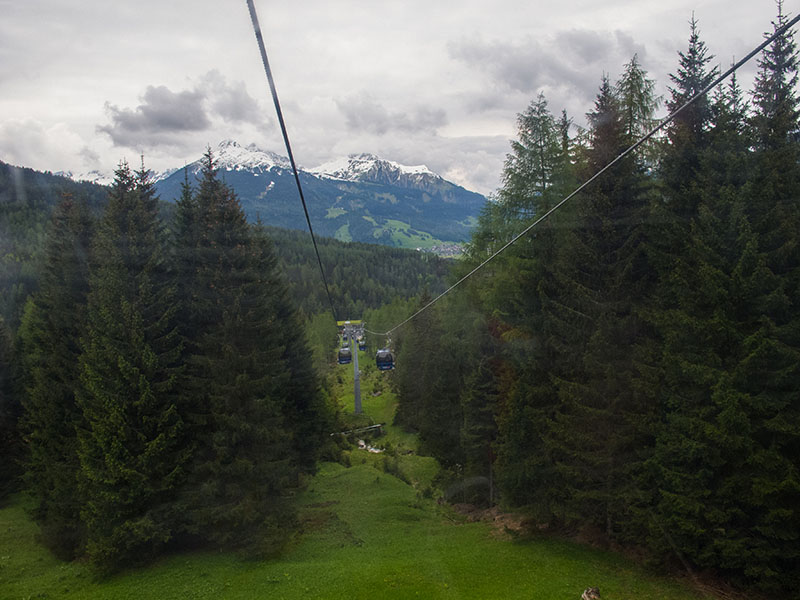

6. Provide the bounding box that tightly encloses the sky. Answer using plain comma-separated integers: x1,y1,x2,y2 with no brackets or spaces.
0,0,793,196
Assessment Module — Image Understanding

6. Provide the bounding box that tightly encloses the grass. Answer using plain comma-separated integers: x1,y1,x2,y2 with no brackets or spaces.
334,223,352,242
0,352,709,599
325,207,347,219
381,219,444,250
359,215,453,250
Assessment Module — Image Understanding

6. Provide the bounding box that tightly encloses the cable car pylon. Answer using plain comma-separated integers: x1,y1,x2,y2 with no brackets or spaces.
338,320,363,414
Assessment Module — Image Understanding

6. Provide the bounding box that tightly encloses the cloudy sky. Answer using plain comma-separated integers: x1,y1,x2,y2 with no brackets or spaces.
0,0,791,195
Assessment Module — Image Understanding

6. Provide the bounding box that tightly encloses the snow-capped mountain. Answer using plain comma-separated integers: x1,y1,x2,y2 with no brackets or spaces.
310,153,441,190
203,139,291,173
55,169,115,187
65,140,486,248
150,140,486,246
152,140,291,183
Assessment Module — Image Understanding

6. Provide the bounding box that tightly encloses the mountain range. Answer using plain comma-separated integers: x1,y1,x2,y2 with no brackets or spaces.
146,141,487,248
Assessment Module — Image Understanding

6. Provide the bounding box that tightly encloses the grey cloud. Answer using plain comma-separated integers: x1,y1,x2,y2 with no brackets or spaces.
199,70,262,124
396,106,448,132
79,145,100,166
99,86,210,147
449,29,649,104
613,31,646,59
98,72,264,148
337,94,447,135
554,30,616,63
448,37,545,93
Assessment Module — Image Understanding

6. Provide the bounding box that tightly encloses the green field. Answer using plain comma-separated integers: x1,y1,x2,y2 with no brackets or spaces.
381,219,442,250
334,223,352,242
0,350,708,600
325,207,347,219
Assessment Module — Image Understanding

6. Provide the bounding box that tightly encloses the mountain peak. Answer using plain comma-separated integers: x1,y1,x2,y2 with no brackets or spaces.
310,153,438,185
55,169,115,186
213,140,290,172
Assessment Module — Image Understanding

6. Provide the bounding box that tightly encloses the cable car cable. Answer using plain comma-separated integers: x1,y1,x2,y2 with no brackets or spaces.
367,12,800,337
246,0,339,323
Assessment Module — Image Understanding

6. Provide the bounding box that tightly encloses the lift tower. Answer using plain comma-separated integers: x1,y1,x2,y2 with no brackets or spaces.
338,320,362,414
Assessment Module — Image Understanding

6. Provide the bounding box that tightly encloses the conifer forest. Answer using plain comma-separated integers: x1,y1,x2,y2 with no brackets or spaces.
1,8,800,598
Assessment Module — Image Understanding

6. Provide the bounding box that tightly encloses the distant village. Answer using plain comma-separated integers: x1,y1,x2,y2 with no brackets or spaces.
418,243,463,258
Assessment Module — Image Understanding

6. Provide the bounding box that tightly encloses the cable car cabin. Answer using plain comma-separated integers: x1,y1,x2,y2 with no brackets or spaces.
376,348,395,370
337,347,352,364
358,339,367,351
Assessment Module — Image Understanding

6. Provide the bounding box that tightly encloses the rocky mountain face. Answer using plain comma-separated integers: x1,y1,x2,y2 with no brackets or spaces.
152,141,486,248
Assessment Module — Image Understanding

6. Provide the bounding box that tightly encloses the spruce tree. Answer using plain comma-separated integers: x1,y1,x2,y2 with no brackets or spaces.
616,53,662,164
653,16,719,284
544,74,657,539
729,3,800,589
0,316,21,500
472,93,578,518
176,151,307,554
251,223,330,473
649,73,759,573
17,197,93,557
393,291,441,432
460,356,499,506
77,161,186,570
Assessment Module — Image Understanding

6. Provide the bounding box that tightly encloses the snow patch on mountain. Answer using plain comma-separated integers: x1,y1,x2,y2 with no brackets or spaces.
149,141,291,182
55,169,115,186
57,142,449,194
213,140,291,172
310,153,438,184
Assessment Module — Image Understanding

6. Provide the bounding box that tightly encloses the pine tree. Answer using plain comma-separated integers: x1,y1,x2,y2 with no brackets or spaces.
17,197,93,557
393,291,441,432
727,3,800,590
415,297,473,469
171,168,200,347
460,356,499,505
616,53,662,164
749,1,800,272
653,15,719,283
469,93,580,518
77,161,186,571
501,92,561,218
250,223,330,473
648,73,758,572
176,151,307,555
544,74,657,539
0,316,21,500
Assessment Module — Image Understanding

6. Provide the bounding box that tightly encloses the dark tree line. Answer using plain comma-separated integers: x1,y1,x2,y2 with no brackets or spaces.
8,152,332,572
263,226,450,319
0,162,107,329
391,9,800,596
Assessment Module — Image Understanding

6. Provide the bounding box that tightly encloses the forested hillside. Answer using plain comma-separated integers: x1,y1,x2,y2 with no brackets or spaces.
263,226,449,317
0,162,107,328
387,13,800,597
0,163,448,328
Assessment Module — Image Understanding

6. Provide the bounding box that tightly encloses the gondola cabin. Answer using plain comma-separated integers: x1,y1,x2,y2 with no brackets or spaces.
376,348,395,370
358,338,367,351
338,347,352,364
